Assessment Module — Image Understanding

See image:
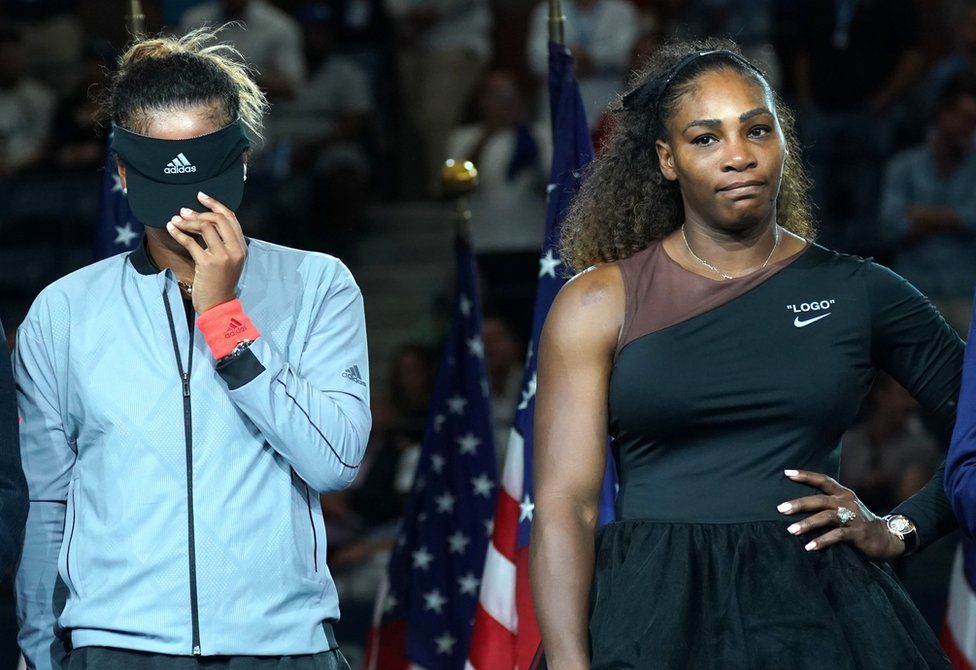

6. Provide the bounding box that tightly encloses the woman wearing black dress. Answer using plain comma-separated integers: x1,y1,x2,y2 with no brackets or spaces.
530,40,960,669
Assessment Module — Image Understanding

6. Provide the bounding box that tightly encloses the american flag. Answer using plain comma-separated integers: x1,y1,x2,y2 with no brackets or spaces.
93,141,143,260
364,234,498,669
465,41,616,670
942,538,976,668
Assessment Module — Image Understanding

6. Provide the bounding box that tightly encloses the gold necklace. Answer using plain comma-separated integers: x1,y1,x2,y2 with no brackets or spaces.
145,244,194,295
681,225,780,280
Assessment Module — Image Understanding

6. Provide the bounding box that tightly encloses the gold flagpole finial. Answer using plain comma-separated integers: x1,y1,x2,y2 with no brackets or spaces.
127,0,146,38
548,0,566,45
441,159,480,240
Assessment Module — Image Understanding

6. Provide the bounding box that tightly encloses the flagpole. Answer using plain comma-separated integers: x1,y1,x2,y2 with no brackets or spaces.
127,0,146,37
441,158,480,240
548,0,565,45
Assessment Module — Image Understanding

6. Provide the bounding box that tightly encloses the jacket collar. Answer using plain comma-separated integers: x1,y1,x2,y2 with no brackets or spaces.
126,234,254,278
127,236,156,275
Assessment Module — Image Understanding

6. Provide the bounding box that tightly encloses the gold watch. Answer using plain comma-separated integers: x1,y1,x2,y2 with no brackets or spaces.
882,514,918,556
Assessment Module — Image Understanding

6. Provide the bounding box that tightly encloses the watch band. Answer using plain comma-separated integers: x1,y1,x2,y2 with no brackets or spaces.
883,514,918,556
217,338,254,366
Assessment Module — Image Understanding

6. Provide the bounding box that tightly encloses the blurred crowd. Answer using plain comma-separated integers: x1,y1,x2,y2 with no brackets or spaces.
2,0,976,665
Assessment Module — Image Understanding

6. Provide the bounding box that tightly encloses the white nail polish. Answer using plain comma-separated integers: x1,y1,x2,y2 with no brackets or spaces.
777,502,792,513
787,524,800,535
805,541,816,551
784,469,799,477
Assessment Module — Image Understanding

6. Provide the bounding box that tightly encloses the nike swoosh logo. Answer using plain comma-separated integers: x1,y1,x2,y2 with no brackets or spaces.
794,313,831,328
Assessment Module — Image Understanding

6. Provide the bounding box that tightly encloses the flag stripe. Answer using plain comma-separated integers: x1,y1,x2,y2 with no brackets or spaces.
490,489,520,563
941,620,976,670
479,543,518,632
468,605,517,669
944,543,976,668
500,429,524,500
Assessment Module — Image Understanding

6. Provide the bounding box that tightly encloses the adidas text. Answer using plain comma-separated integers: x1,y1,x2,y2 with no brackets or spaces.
165,153,197,174
342,365,366,386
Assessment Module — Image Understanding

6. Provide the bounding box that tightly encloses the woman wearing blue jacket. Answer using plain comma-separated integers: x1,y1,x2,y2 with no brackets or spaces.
14,28,370,670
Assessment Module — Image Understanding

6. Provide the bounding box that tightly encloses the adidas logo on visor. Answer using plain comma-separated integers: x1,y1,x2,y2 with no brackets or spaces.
164,152,197,174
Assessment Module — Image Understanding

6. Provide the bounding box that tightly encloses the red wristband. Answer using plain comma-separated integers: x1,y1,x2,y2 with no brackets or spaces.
196,298,261,359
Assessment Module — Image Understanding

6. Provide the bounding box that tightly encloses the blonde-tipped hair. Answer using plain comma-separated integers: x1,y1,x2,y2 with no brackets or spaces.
109,25,269,140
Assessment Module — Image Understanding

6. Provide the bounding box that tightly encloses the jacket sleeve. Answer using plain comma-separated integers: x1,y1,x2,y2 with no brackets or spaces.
14,324,74,670
946,298,976,536
208,263,371,493
0,318,28,575
865,262,963,549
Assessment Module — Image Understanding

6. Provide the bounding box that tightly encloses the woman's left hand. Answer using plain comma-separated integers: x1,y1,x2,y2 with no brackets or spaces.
166,191,248,314
777,469,904,560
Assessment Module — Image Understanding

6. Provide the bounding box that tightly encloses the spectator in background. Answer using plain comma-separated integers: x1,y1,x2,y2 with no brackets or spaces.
527,0,639,130
268,3,375,255
878,76,976,334
670,0,780,88
4,0,83,94
794,0,925,253
387,0,492,194
447,71,549,337
0,26,56,177
179,0,306,99
841,374,941,516
46,42,113,173
482,313,524,467
929,1,976,102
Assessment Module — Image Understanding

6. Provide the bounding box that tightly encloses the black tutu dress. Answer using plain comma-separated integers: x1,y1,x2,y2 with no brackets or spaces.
553,243,959,669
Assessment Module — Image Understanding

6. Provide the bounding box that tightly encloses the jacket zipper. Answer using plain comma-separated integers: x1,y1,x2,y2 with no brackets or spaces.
303,481,318,572
163,292,202,656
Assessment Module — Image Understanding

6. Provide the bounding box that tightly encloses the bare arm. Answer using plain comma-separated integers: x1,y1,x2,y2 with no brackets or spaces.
530,265,623,670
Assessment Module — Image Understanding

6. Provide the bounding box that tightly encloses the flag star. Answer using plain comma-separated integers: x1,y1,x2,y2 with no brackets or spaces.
546,182,558,197
433,414,446,433
518,372,538,410
484,518,495,537
519,494,535,522
383,592,398,613
111,173,124,193
466,336,485,358
412,546,434,570
423,588,447,614
447,531,470,554
435,491,456,514
539,249,562,278
447,395,468,416
458,572,480,596
471,473,494,497
417,512,428,524
458,433,481,455
430,453,446,473
434,632,457,655
459,294,473,317
113,222,139,247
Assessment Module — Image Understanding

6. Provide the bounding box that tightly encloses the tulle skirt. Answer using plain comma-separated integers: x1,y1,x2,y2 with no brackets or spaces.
552,519,950,669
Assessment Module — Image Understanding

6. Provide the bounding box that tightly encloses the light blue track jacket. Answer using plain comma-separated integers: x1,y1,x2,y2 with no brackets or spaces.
15,239,371,669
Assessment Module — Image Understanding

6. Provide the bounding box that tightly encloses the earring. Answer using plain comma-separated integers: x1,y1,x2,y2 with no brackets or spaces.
123,187,128,195
243,164,248,182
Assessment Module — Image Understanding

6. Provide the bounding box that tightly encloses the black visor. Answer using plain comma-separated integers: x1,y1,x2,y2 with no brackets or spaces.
110,121,250,229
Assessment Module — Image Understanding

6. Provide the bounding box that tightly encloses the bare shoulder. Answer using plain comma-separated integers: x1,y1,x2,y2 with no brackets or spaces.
543,263,625,353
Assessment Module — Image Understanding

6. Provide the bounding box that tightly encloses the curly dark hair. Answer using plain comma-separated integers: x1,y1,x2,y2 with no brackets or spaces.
559,38,816,273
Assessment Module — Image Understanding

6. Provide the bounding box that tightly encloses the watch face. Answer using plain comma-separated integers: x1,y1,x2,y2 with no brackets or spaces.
888,516,913,534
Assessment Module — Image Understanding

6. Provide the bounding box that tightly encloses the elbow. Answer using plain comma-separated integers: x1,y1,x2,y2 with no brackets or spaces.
308,412,371,493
